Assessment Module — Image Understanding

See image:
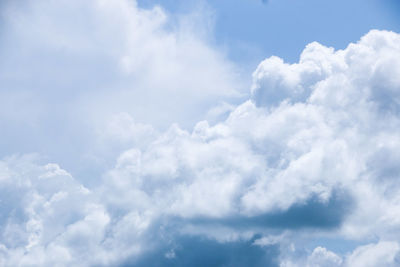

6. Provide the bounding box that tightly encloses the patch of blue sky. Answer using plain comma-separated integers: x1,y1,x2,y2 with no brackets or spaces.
138,0,400,68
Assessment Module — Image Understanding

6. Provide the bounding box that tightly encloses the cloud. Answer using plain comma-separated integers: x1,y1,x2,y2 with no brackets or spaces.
127,234,280,267
0,155,103,266
98,29,400,265
1,1,400,265
345,241,400,267
307,247,343,267
282,241,400,267
185,189,352,231
0,0,244,175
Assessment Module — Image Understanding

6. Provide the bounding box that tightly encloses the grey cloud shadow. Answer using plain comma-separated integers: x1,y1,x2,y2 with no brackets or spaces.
193,189,353,230
122,234,279,267
116,189,352,267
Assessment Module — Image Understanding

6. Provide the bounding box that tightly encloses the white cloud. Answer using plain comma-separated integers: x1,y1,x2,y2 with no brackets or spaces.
282,241,400,267
307,247,343,267
345,241,400,267
1,1,400,264
96,29,400,264
0,0,244,175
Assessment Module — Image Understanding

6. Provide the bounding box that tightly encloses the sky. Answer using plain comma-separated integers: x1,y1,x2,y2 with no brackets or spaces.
1,0,400,266
139,0,400,66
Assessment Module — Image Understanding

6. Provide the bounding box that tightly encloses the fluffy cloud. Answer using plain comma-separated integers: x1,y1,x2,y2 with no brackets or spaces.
98,29,400,265
306,247,343,267
0,155,104,266
1,1,400,265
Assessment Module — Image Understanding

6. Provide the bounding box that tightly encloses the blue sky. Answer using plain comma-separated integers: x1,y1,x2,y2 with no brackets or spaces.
1,0,400,266
139,0,400,66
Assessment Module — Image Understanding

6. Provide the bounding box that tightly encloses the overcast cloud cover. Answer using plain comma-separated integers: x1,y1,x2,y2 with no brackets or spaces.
1,0,400,266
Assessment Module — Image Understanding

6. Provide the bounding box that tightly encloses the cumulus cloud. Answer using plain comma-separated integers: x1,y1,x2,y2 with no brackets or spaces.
100,29,400,265
307,247,343,267
1,1,400,265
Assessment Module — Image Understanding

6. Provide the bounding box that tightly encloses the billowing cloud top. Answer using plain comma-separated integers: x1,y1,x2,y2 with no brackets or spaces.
1,0,400,266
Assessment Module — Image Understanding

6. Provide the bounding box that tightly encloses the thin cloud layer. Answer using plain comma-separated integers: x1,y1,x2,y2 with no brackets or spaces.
1,0,400,266
0,0,244,176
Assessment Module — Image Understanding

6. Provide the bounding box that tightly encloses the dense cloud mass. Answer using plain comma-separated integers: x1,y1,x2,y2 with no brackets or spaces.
1,0,400,266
